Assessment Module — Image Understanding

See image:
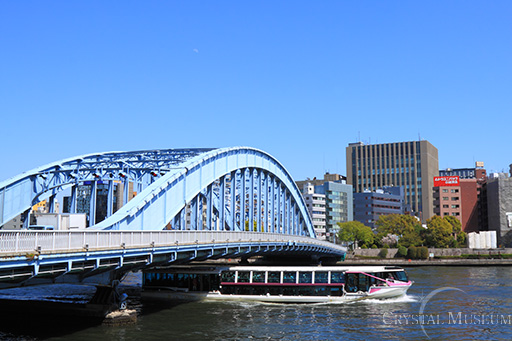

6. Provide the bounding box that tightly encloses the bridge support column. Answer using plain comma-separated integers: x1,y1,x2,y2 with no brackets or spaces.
89,280,128,312
21,209,31,229
49,194,56,213
276,182,281,234
230,171,237,231
173,214,179,230
287,193,291,234
270,176,275,233
89,181,98,226
123,179,130,206
219,176,225,231
207,184,213,230
249,169,254,231
241,169,246,230
180,207,186,230
191,196,197,230
264,172,269,233
107,180,114,217
257,169,262,232
70,185,77,214
293,204,298,235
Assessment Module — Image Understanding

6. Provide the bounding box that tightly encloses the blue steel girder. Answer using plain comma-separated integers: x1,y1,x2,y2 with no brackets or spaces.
0,147,315,238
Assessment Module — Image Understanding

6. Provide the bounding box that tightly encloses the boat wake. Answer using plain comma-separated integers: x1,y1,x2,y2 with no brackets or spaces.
357,294,418,305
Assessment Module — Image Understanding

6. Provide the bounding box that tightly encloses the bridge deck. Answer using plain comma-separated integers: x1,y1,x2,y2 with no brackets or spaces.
0,231,346,288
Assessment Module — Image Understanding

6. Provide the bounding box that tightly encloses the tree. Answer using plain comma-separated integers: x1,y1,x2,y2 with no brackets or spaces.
375,214,424,247
381,234,398,248
397,245,407,258
336,221,374,249
443,216,466,247
378,248,388,259
424,216,453,248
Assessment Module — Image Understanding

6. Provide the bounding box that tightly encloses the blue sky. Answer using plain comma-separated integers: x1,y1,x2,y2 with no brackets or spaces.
1,1,511,183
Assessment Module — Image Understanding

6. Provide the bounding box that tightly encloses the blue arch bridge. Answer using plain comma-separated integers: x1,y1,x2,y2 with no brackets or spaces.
0,147,346,308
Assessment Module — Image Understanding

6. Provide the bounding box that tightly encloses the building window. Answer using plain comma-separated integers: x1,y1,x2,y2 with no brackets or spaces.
443,197,449,201
442,189,448,193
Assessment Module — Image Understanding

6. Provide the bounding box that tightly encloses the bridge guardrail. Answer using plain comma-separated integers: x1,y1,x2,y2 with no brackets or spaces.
0,231,345,256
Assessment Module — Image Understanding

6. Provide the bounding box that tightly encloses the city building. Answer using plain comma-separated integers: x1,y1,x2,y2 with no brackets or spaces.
487,170,512,247
353,186,405,229
434,163,487,232
300,183,327,240
296,172,346,189
296,173,353,242
316,181,353,242
346,140,439,222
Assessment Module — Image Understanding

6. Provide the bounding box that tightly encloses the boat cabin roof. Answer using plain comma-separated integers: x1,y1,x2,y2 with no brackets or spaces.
145,265,406,274
227,266,405,273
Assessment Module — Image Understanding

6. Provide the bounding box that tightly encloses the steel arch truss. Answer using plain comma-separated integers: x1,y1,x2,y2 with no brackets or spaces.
95,147,316,237
1,147,315,238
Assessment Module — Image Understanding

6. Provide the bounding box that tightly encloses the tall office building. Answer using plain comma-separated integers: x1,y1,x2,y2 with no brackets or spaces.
346,140,439,222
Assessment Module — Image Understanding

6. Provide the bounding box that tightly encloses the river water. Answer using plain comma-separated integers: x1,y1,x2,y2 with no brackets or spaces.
1,266,512,340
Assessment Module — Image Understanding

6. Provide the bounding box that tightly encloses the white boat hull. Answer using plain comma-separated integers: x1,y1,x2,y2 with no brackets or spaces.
143,284,411,304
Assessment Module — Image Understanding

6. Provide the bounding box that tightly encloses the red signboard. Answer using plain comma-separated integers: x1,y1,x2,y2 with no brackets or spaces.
434,176,460,187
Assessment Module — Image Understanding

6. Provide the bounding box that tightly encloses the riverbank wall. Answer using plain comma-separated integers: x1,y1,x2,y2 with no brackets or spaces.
342,247,512,266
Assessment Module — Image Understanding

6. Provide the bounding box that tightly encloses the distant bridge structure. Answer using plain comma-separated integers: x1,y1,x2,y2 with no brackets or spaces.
0,147,346,289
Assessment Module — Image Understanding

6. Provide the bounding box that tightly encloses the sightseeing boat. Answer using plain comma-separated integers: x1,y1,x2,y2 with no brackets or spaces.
142,265,412,303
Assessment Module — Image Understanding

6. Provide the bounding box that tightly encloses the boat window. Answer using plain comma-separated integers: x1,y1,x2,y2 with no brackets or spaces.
358,273,369,292
367,273,381,286
221,271,236,283
299,272,312,284
268,271,281,283
314,272,328,284
238,271,250,283
283,271,297,283
331,272,345,284
394,271,408,282
252,271,265,283
384,272,395,281
345,273,358,293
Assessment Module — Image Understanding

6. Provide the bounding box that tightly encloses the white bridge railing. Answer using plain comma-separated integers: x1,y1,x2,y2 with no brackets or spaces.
0,231,345,256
